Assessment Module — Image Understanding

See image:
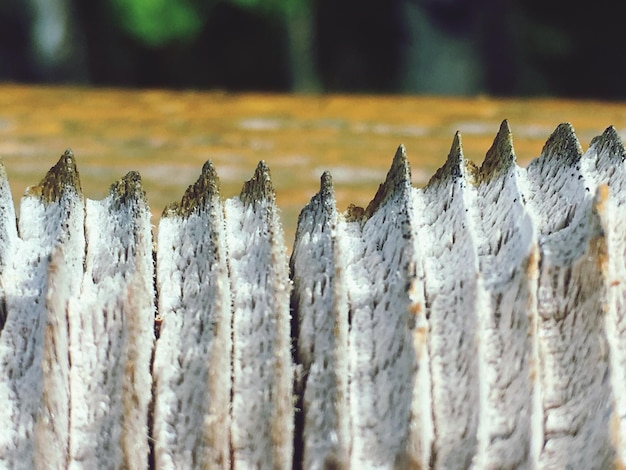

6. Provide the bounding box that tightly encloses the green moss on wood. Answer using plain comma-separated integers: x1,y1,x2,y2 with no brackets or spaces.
240,160,274,206
27,149,82,203
163,160,221,217
109,170,147,211
363,144,411,219
474,119,516,185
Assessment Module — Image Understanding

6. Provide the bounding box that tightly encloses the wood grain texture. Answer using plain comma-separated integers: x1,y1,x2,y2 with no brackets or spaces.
415,132,482,470
226,162,293,470
2,87,626,468
0,152,83,469
153,161,232,468
468,121,539,469
341,146,419,468
291,172,350,469
583,128,626,466
70,170,155,468
524,125,615,468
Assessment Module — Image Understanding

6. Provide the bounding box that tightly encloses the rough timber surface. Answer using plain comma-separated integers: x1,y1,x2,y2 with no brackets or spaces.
225,162,293,470
349,146,419,467
468,121,539,468
414,132,482,469
153,160,232,468
525,124,614,468
0,151,84,469
73,171,155,469
339,146,420,468
0,157,16,331
582,127,626,466
3,119,626,469
291,171,350,469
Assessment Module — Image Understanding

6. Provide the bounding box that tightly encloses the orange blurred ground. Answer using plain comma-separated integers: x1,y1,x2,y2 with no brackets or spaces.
1,85,625,249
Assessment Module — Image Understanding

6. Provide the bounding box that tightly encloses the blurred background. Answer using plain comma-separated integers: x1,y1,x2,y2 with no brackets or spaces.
2,0,626,99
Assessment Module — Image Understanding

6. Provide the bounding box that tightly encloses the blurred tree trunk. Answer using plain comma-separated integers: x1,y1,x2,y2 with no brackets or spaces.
399,0,483,95
29,0,89,82
284,0,321,93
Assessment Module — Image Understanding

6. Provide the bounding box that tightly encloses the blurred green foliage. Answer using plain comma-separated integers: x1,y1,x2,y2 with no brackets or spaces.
110,0,205,46
230,0,302,16
111,0,304,47
5,0,626,97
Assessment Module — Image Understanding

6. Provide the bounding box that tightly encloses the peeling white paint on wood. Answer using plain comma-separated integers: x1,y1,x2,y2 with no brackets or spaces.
70,171,155,469
413,132,483,470
524,124,615,469
225,162,293,470
291,171,350,469
338,146,420,468
0,122,624,468
467,121,539,469
153,161,232,468
0,152,84,470
583,127,626,467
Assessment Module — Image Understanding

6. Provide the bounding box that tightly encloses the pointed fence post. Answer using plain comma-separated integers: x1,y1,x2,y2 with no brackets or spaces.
0,123,625,469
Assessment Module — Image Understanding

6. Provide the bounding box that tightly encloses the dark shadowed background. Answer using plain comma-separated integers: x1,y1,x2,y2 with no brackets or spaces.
2,0,626,98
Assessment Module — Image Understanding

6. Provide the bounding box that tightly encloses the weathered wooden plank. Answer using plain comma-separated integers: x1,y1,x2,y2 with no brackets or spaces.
291,172,350,469
414,133,483,470
341,146,422,467
226,162,293,470
0,157,17,331
581,126,626,467
69,171,155,469
468,120,540,469
3,121,626,469
293,147,425,469
523,123,615,469
153,161,232,468
0,151,85,469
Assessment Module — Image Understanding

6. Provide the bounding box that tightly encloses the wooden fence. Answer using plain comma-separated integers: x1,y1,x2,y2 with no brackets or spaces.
0,120,624,469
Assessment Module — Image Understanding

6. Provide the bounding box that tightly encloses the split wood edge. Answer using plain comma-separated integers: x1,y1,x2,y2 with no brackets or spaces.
0,121,625,469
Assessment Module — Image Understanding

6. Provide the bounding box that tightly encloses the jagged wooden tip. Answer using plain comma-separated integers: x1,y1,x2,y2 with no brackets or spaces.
427,131,471,188
590,125,626,163
319,170,334,203
27,149,82,202
297,170,336,225
475,119,516,183
163,160,220,217
345,145,411,222
240,160,274,205
361,144,412,219
0,158,8,184
541,122,582,165
109,170,147,210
